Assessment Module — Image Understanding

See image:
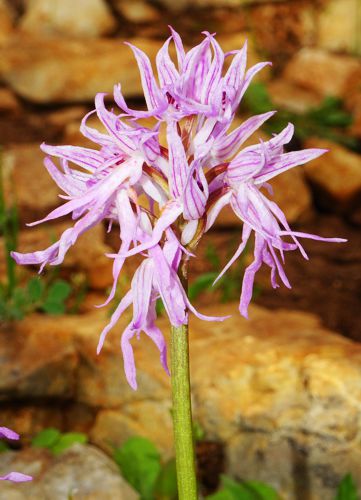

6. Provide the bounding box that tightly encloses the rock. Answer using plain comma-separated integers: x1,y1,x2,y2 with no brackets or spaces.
0,403,95,443
317,0,360,54
343,66,361,139
0,87,20,113
113,0,160,23
270,167,312,223
46,105,88,128
2,144,61,222
267,79,322,114
248,1,316,65
0,315,78,400
74,309,171,407
91,401,173,458
0,444,137,499
20,0,116,38
0,222,114,290
283,48,361,98
0,0,14,47
0,35,162,103
188,303,361,498
303,138,361,213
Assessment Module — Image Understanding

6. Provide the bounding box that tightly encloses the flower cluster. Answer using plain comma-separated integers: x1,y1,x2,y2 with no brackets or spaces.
0,427,33,482
12,29,345,389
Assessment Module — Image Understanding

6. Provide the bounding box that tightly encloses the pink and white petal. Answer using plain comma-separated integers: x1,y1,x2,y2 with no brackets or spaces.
0,472,33,482
0,427,19,440
214,224,252,284
239,233,265,318
121,324,138,390
255,148,327,184
97,290,133,354
125,42,165,112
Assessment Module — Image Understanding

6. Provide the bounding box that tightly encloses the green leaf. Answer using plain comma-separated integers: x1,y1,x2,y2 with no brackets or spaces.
51,432,88,455
243,82,273,115
205,244,221,270
42,280,71,315
114,437,162,500
31,428,61,449
193,421,206,442
207,490,235,500
0,441,10,453
335,474,359,500
208,476,281,500
188,272,218,301
154,458,178,500
27,277,45,303
242,480,280,499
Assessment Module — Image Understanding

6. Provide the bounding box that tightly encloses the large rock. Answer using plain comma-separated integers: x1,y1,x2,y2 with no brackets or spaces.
2,144,60,222
0,35,162,103
0,314,78,400
113,0,160,23
0,444,137,499
248,1,315,64
91,401,174,458
267,79,322,114
283,48,361,97
20,0,116,38
317,0,360,54
303,138,361,213
0,0,13,46
189,303,361,499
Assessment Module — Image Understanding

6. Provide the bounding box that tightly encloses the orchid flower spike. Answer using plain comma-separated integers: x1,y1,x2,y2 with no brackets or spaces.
12,28,345,389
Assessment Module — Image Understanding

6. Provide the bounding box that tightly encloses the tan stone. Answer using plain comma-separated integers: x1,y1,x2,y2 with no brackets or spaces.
0,0,14,47
248,1,316,64
91,401,173,458
283,48,361,97
188,303,361,498
114,0,160,23
0,87,20,113
0,314,78,400
0,222,114,290
2,144,61,223
46,106,88,128
20,0,116,38
0,445,137,499
0,35,163,103
317,0,360,54
304,138,361,212
74,309,171,407
267,79,322,114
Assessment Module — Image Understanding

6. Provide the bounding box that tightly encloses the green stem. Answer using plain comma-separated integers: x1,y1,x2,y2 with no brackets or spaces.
171,258,198,500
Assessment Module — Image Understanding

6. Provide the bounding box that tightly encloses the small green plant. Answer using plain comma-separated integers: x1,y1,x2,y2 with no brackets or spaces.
207,476,280,500
243,82,358,152
188,242,261,304
114,436,177,500
31,428,88,455
0,151,86,321
335,474,359,500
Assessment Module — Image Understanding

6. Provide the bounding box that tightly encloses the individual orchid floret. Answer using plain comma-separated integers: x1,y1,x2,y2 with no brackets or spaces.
208,123,346,316
98,233,228,389
0,427,33,483
114,28,269,122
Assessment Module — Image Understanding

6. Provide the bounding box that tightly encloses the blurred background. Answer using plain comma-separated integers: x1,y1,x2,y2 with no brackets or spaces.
0,0,360,498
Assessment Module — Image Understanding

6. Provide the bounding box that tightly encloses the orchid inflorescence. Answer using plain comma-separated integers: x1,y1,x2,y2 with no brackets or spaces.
12,29,345,389
0,427,32,482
